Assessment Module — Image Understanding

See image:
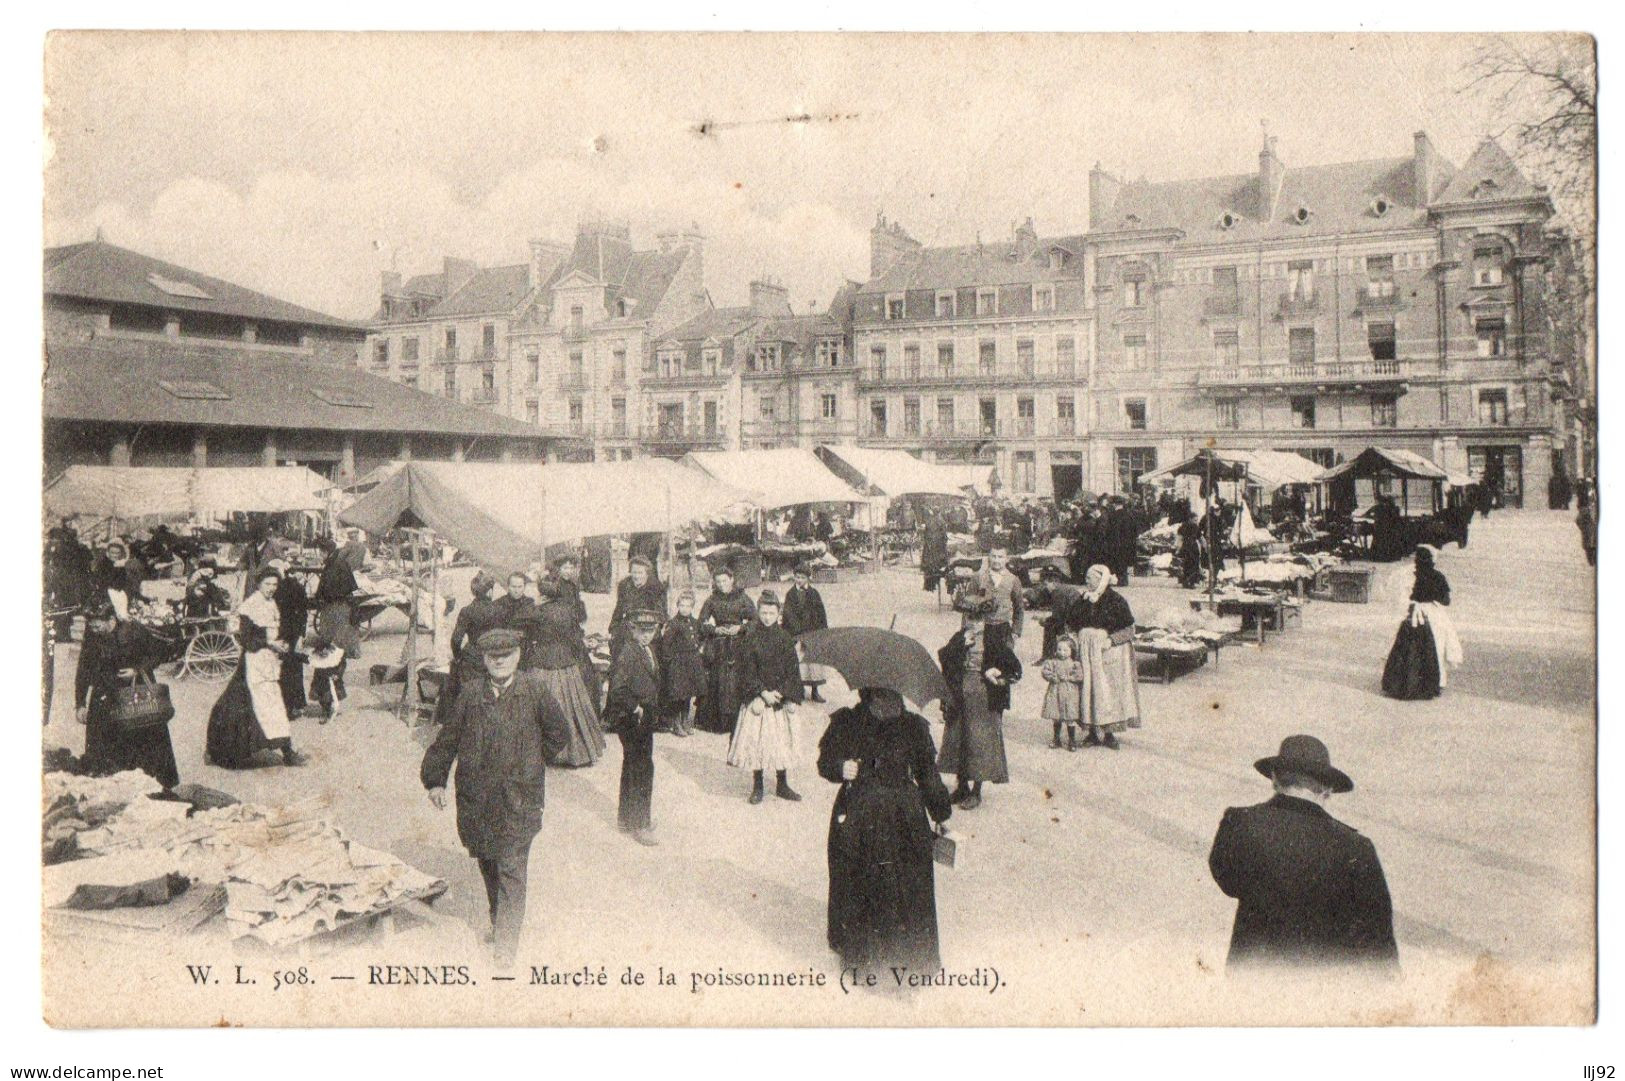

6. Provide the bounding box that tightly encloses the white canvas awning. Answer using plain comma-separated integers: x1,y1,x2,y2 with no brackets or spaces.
815,445,981,498
680,448,868,510
45,465,330,521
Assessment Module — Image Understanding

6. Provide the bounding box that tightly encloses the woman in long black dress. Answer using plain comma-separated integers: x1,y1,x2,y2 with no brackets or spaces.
1382,546,1459,699
76,604,179,789
818,687,954,975
206,568,307,768
937,591,1020,810
695,566,757,734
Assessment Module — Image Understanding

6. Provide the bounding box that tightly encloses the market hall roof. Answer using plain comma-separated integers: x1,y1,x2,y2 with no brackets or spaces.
45,341,558,442
45,240,365,334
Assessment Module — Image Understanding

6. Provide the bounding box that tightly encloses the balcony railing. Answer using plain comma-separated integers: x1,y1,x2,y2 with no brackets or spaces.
1277,292,1319,315
638,423,728,447
1358,285,1402,308
558,373,590,391
1197,359,1407,389
858,361,1082,386
562,325,588,342
643,369,731,387
1203,293,1244,317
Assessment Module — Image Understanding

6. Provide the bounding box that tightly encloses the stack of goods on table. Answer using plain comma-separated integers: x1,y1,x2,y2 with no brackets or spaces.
43,773,444,950
758,540,828,579
1136,606,1244,652
1009,546,1069,585
1218,551,1340,592
127,596,182,628
826,530,874,568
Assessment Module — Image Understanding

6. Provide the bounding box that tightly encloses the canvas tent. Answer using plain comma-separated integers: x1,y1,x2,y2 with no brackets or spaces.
1316,447,1449,517
680,448,868,510
45,465,329,521
1142,448,1324,492
337,459,753,575
814,445,981,498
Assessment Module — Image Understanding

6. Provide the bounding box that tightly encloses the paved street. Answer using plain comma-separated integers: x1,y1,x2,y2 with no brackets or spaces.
43,509,1595,1025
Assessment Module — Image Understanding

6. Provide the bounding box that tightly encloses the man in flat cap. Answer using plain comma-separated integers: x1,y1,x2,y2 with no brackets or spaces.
1207,735,1398,974
422,627,571,967
604,608,664,846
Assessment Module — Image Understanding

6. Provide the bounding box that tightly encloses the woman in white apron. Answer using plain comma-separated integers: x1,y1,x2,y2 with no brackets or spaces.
205,567,308,768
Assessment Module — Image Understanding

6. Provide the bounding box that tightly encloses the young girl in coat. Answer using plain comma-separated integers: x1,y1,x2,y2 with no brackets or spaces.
1040,635,1086,751
658,590,707,736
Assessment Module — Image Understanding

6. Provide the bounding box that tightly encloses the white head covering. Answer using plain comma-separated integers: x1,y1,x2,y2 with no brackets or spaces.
1083,564,1114,603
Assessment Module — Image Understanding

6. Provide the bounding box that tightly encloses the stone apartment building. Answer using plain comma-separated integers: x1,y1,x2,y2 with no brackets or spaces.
852,215,1099,500
363,220,707,461
1086,132,1574,506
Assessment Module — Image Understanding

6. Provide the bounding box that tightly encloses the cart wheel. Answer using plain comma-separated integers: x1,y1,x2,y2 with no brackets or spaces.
185,631,240,682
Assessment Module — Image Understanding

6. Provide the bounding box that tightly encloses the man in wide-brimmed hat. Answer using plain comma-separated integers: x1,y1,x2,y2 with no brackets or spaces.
421,627,570,967
1207,735,1398,974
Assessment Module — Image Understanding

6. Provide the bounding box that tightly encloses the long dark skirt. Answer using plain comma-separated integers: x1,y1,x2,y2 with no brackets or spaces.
937,674,1009,783
828,780,941,972
1381,619,1441,700
696,637,745,734
279,653,308,716
206,663,292,768
83,688,180,789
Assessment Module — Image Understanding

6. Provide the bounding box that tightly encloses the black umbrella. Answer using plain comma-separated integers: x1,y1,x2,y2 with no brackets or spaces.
796,626,948,708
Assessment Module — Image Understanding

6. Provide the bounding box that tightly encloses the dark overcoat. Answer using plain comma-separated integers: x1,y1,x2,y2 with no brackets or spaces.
782,584,829,637
608,576,670,658
818,704,953,971
1207,794,1399,972
737,623,806,705
604,638,662,736
656,614,707,705
421,671,571,859
938,629,1021,715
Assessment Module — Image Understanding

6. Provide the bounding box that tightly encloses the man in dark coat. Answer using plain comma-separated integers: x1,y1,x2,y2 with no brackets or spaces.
782,564,828,637
1208,735,1398,975
604,609,663,846
313,541,362,657
920,512,949,593
422,628,571,967
272,563,311,717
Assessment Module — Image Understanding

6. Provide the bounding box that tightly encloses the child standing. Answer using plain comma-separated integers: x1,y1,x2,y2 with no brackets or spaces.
1040,636,1086,751
657,590,707,736
728,590,806,803
307,638,348,724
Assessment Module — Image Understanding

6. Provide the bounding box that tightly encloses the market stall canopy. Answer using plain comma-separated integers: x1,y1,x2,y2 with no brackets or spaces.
1139,448,1256,485
337,459,754,574
45,465,329,520
681,448,868,510
1315,447,1449,483
1212,448,1328,489
815,444,980,498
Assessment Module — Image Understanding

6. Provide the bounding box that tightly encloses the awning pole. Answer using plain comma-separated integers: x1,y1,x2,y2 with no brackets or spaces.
1206,452,1216,606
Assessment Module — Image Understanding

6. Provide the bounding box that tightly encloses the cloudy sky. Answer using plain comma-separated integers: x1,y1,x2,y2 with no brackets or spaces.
45,33,1517,321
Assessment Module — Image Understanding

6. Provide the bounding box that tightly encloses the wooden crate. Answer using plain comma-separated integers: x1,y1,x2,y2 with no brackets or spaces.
1315,566,1374,604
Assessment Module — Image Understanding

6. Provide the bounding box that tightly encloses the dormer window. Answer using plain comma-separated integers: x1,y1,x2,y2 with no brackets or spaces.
935,291,955,319
1292,205,1312,225
1048,249,1068,270
1033,285,1055,312
1369,196,1391,218
885,293,905,320
615,299,628,317
1217,211,1237,231
1473,244,1506,286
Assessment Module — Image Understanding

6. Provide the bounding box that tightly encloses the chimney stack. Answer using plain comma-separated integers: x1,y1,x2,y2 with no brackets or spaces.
869,212,922,279
749,278,792,317
380,270,402,295
1413,130,1440,206
1088,164,1121,230
1258,137,1285,222
527,238,567,291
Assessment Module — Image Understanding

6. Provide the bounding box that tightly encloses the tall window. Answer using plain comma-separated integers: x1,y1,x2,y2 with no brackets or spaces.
1123,334,1149,369
1116,447,1157,492
936,397,955,431
442,366,456,395
568,399,584,432
937,342,955,377
1123,276,1147,308
1291,396,1317,430
372,340,390,368
402,337,419,363
525,400,540,424
1371,394,1398,428
611,397,627,436
1016,338,1035,376
903,342,920,378
482,324,497,353
1016,396,1035,435
870,344,888,380
1476,317,1507,358
1216,398,1239,430
1056,336,1076,377
1212,265,1239,304
979,340,997,374
1124,398,1147,430
612,348,627,382
1473,244,1505,286
570,350,584,379
526,351,540,385
936,292,955,318
903,397,921,435
1213,329,1240,369
869,399,887,436
1287,260,1315,301
1368,322,1397,363
821,393,838,420
886,295,905,320
1033,285,1054,312
481,364,495,392
1056,395,1075,435
1289,327,1316,372
443,327,458,357
704,400,719,434
1365,255,1395,298
760,396,776,419
569,305,584,330
977,290,996,316
1478,389,1509,425
979,398,998,435
658,402,683,435
1012,451,1036,493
